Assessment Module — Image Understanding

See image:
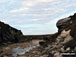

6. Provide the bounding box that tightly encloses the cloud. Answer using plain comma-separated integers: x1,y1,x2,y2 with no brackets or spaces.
0,0,76,35
9,7,29,13
22,1,35,6
31,19,41,22
37,0,54,2
1,18,19,24
0,0,10,3
22,0,54,7
21,13,51,16
64,4,76,8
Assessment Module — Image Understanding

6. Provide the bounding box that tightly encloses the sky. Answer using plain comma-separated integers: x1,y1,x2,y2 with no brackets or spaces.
0,0,76,35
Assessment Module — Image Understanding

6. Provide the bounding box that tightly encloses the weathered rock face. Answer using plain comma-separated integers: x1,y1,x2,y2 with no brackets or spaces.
48,13,76,57
70,13,76,39
0,21,23,46
56,13,76,49
56,17,72,34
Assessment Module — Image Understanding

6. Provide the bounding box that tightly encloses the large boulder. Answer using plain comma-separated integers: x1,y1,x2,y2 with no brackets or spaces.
0,21,23,46
56,17,71,33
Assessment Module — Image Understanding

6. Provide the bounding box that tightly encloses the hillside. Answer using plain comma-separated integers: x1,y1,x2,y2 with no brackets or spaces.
0,21,23,45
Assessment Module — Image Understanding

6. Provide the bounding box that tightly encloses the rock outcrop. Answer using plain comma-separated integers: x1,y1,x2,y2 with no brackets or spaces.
45,13,76,57
0,21,23,46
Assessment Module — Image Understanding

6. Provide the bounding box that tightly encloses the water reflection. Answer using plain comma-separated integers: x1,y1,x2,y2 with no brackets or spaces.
12,40,40,57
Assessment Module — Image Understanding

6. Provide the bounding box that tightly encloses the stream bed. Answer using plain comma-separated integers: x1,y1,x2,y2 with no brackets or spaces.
12,40,40,57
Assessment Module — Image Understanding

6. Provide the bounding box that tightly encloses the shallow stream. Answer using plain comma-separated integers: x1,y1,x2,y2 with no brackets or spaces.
12,40,40,57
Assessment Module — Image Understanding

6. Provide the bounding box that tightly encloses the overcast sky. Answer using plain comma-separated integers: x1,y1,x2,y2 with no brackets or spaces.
0,0,76,35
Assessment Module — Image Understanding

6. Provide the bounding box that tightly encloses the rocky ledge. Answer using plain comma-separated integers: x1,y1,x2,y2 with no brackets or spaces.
0,21,24,46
